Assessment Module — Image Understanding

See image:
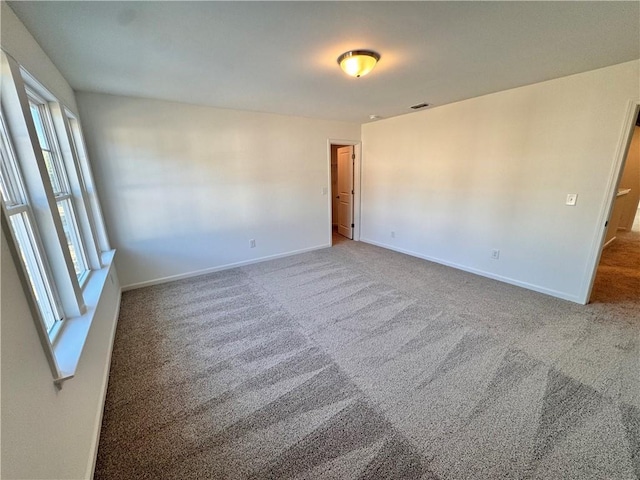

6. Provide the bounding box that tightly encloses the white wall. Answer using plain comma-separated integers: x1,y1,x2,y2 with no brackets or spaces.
1,228,121,480
361,61,640,303
1,3,122,478
75,92,360,288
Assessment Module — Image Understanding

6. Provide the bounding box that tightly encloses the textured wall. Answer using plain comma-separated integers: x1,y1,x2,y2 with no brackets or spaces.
77,91,360,288
1,4,122,478
1,227,121,479
361,61,640,303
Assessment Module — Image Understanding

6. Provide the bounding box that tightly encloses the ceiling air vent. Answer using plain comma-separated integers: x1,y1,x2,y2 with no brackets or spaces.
410,102,430,110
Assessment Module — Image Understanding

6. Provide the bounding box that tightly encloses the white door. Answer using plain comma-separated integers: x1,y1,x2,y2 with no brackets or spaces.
337,146,354,239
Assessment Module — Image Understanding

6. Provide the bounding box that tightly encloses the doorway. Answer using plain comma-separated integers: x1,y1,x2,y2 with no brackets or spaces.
585,101,640,304
328,140,361,245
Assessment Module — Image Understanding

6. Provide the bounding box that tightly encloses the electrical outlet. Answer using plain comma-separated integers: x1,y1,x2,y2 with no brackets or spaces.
566,193,578,206
391,231,396,238
491,249,500,260
250,239,256,248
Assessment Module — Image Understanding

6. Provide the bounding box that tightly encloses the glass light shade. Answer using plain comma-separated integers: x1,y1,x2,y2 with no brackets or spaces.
337,50,380,78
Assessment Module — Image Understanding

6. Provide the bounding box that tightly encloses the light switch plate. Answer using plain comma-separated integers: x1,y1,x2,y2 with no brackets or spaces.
566,193,578,206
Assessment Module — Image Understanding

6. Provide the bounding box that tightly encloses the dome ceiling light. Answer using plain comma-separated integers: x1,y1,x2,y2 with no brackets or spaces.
337,50,380,78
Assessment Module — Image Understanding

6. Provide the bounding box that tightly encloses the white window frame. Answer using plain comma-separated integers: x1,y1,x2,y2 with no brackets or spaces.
63,110,111,257
0,113,65,338
27,89,91,284
1,50,115,388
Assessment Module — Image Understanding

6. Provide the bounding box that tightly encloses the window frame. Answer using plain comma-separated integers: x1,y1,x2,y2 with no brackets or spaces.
0,113,65,338
1,50,115,388
63,109,110,258
26,89,91,284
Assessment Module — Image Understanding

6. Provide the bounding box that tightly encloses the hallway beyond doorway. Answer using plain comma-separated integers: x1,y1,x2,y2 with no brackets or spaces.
590,230,640,308
332,225,350,246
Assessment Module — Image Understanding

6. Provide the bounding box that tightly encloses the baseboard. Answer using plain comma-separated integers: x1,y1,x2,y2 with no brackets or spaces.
85,281,122,480
122,244,332,291
360,237,582,304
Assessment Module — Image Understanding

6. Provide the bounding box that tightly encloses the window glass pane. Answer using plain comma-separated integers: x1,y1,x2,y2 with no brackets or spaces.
9,212,61,332
66,114,104,258
29,101,66,194
42,150,62,195
57,198,87,278
29,102,49,150
0,155,20,206
65,118,86,190
0,120,23,207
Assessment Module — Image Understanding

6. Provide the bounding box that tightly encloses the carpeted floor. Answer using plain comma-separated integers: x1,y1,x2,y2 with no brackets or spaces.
95,236,639,480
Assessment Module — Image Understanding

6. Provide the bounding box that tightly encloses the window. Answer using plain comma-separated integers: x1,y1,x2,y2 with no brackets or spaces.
65,110,108,257
1,51,113,386
28,92,89,282
0,114,64,335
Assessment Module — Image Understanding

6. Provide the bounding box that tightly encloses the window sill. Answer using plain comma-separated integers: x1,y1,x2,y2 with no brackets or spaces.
51,249,116,388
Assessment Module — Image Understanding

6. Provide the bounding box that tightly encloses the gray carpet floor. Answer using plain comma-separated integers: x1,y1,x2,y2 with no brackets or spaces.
95,236,639,480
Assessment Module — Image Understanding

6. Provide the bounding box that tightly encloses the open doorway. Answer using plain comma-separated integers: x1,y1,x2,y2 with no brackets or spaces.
586,103,640,305
328,140,361,246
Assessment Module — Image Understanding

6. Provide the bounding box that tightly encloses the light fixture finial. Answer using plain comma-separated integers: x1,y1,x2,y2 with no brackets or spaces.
337,50,380,78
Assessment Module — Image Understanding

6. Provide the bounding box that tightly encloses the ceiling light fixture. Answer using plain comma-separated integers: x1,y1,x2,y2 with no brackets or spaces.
337,50,380,78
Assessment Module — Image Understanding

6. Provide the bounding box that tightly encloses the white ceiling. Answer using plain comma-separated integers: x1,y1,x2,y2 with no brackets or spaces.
7,1,640,124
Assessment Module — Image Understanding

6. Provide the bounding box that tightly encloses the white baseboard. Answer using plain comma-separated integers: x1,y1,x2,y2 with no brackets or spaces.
122,244,332,291
602,236,617,248
360,237,582,304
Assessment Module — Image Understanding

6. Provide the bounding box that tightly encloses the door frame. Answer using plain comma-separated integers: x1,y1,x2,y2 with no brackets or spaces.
327,139,361,242
580,99,640,304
